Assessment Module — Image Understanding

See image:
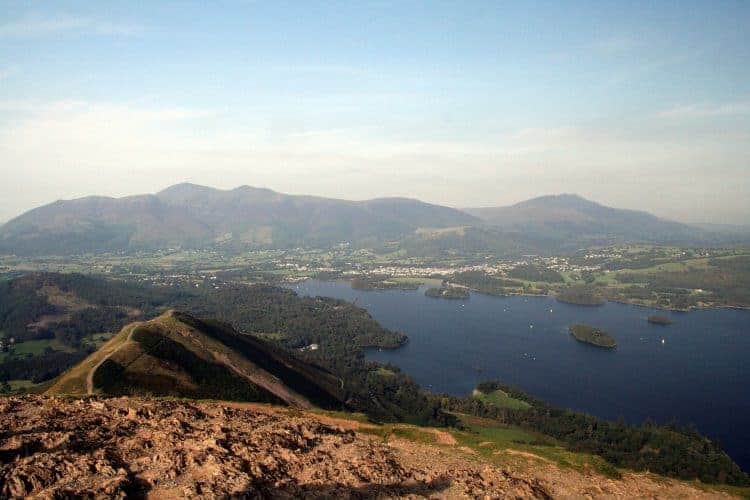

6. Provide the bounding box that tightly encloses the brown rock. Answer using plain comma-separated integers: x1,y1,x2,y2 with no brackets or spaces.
0,396,737,499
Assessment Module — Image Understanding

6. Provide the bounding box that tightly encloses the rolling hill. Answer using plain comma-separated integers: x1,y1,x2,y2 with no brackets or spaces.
465,194,706,247
0,183,477,254
46,310,345,409
397,225,534,257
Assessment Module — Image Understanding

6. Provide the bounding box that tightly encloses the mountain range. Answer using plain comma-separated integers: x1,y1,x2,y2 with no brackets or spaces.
0,183,476,254
0,184,732,255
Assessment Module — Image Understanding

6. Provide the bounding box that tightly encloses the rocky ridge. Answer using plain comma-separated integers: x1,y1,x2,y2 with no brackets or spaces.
0,396,736,499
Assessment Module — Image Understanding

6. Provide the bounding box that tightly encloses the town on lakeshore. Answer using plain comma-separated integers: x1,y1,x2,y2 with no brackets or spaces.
2,243,745,312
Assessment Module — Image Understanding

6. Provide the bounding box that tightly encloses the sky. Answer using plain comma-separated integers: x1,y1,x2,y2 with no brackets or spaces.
1,1,749,224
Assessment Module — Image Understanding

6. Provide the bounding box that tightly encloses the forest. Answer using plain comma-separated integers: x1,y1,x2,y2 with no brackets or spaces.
0,273,442,424
556,284,606,306
616,256,750,308
507,264,564,283
439,381,749,486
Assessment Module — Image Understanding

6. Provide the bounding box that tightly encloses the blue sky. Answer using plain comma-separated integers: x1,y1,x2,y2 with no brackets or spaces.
1,1,749,223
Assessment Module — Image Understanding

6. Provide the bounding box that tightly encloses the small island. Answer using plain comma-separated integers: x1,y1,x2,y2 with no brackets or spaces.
425,286,470,299
569,324,617,348
647,315,673,325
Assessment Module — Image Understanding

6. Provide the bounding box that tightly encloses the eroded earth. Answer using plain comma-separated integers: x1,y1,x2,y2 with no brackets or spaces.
0,396,735,499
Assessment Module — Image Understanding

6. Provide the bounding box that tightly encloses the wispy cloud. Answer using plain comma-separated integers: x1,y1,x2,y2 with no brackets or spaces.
0,14,139,39
657,101,750,119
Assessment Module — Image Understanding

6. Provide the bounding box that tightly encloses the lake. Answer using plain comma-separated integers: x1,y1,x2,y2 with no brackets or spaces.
288,279,750,471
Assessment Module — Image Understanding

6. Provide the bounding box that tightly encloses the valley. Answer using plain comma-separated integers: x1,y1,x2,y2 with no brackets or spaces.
4,3,749,496
1,186,747,316
1,186,749,495
3,242,748,311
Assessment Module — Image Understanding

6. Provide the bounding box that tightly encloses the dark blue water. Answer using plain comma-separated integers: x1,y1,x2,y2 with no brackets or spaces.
288,279,750,471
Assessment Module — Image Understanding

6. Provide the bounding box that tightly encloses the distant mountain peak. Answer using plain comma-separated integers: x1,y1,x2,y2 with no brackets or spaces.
157,182,220,195
534,193,585,200
511,193,601,209
231,184,276,194
464,193,703,246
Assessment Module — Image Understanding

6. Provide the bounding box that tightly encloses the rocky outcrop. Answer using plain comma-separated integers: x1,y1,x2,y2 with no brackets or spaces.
0,396,736,499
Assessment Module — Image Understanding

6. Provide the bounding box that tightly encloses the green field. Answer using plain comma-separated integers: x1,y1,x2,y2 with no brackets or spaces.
476,388,532,410
0,338,77,361
620,257,713,275
452,413,621,478
7,379,38,391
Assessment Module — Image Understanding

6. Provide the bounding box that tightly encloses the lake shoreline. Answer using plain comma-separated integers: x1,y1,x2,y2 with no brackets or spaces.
296,277,750,313
289,278,750,472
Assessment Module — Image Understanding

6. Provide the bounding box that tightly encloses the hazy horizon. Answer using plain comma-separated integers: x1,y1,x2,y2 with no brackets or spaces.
2,1,749,224
1,181,745,227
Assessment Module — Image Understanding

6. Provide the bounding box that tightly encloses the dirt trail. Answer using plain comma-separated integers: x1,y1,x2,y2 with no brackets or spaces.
86,323,139,395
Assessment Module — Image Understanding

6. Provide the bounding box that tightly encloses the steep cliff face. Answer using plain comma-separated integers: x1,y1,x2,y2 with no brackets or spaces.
0,396,738,499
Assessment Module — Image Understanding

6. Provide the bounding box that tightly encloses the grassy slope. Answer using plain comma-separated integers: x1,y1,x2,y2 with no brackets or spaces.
45,324,134,395
46,311,344,409
451,413,621,479
311,407,749,498
476,388,532,410
96,323,202,395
